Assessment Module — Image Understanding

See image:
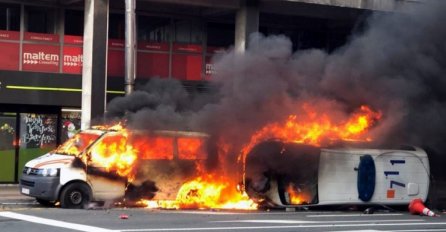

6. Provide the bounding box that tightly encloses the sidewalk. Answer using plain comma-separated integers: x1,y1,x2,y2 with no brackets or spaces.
0,184,36,207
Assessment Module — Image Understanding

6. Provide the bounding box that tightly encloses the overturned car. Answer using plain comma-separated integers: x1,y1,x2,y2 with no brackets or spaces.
244,140,430,208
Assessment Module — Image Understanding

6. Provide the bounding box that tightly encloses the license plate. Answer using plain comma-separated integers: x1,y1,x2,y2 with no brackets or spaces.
21,188,30,195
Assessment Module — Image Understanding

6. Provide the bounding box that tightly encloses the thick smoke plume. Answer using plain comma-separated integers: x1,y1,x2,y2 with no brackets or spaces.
106,1,446,178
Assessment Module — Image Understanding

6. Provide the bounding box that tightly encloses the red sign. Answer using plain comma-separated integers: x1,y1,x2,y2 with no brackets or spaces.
109,39,125,49
24,32,59,43
0,42,19,70
206,46,225,54
137,52,169,78
64,35,83,45
0,30,20,41
22,44,60,73
172,54,202,81
63,46,83,74
138,42,169,52
108,50,124,77
173,43,202,53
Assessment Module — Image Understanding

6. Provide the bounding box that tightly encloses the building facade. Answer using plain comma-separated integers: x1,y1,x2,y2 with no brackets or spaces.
0,0,407,183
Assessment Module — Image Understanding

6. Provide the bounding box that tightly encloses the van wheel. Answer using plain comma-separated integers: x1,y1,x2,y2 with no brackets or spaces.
60,182,91,209
36,198,54,207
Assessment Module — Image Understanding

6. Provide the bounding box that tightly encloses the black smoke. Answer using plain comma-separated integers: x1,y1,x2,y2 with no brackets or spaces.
106,1,446,179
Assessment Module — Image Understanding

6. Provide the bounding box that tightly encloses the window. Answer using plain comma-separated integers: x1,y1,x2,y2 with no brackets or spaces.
60,110,81,143
173,19,203,44
65,9,84,36
26,6,56,34
177,137,207,160
19,113,57,178
138,15,171,42
55,131,101,157
0,3,20,31
0,113,16,182
207,22,234,47
130,135,173,160
89,133,127,167
109,13,125,39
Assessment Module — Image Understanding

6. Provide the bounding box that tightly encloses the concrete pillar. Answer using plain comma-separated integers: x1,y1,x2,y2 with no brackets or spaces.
81,0,109,129
235,0,259,53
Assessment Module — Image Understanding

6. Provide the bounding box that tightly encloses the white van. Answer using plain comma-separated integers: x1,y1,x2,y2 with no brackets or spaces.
244,140,430,208
19,128,209,208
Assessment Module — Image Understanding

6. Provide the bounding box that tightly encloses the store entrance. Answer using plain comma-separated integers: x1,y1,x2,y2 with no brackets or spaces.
0,106,81,183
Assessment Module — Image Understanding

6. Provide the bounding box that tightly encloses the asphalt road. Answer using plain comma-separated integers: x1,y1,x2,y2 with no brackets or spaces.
1,206,446,232
1,185,446,232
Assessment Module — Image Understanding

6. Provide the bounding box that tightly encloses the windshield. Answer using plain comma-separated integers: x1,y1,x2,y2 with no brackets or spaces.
54,131,102,156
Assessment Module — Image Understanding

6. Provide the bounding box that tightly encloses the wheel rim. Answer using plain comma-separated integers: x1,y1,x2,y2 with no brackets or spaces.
69,190,83,205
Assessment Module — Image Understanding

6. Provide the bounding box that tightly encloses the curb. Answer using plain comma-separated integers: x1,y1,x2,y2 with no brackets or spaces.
0,184,19,187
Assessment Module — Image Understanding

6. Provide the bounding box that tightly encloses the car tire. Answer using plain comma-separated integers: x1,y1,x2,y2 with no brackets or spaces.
60,182,91,209
36,198,55,207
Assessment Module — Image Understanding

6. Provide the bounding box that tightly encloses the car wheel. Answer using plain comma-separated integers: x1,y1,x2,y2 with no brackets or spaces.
60,182,91,209
36,198,55,207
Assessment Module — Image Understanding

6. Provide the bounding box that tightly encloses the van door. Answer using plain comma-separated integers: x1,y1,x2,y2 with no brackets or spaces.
85,132,127,201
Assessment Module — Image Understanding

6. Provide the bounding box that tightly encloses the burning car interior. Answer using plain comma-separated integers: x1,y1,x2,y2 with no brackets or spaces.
244,140,320,208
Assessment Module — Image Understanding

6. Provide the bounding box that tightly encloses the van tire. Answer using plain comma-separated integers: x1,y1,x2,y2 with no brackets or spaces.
60,182,91,209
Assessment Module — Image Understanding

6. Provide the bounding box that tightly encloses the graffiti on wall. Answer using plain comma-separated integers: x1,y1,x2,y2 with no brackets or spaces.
21,114,57,148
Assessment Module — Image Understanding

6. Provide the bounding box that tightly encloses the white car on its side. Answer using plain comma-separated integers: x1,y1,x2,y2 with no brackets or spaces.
244,140,430,208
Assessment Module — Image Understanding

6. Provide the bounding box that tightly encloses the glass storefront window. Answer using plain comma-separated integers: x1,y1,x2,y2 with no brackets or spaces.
173,19,203,44
0,113,16,182
138,15,171,42
61,109,81,143
65,9,84,36
18,113,57,177
25,6,56,34
0,3,20,31
207,22,234,47
109,13,125,39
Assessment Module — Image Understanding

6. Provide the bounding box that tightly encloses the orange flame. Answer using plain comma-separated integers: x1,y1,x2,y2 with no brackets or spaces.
92,122,125,131
140,175,257,210
287,183,312,205
68,126,255,210
178,138,207,160
131,136,174,160
54,132,100,156
240,104,382,161
89,129,138,178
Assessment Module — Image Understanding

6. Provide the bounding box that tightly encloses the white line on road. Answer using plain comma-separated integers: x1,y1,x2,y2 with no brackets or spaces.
0,211,116,232
119,222,446,232
391,230,446,232
336,229,446,232
211,219,423,224
306,213,404,217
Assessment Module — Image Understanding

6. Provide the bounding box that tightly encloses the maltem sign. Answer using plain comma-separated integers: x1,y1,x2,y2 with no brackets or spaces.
63,46,83,74
23,52,59,65
22,44,60,72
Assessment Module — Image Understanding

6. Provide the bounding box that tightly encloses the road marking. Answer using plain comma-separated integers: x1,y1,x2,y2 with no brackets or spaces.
335,231,383,232
307,213,404,217
392,230,446,232
333,230,446,232
0,211,116,232
119,222,446,232
211,219,423,224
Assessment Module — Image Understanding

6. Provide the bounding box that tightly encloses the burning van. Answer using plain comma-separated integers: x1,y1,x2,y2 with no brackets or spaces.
19,128,209,209
244,140,430,208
